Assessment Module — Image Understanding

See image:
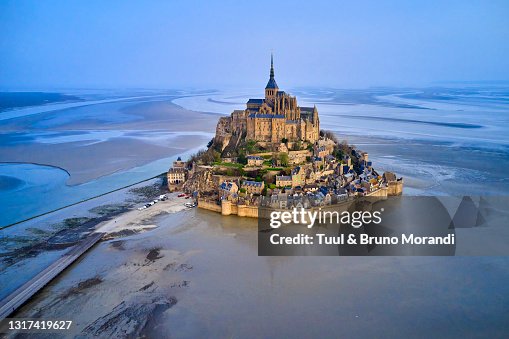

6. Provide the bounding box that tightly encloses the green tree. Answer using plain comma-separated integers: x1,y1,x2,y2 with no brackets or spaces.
213,151,221,163
279,153,289,167
246,140,257,153
237,151,247,165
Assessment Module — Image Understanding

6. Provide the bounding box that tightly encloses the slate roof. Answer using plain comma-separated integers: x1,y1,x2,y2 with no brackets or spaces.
266,77,278,89
248,114,285,119
242,180,264,187
220,182,235,191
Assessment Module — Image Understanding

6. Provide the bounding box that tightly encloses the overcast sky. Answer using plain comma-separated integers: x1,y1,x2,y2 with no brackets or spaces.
1,0,508,89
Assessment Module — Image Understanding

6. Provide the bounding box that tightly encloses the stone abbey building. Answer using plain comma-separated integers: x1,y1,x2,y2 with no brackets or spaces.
215,55,320,148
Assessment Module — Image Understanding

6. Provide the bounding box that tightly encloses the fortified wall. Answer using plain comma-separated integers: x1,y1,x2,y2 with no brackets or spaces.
387,179,404,196
197,187,394,220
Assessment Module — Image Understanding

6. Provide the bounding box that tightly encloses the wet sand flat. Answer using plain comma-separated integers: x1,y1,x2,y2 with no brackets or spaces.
0,134,208,185
0,99,216,185
9,207,509,338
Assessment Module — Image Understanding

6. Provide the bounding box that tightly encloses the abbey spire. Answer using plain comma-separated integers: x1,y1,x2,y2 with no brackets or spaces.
265,53,278,100
270,53,275,79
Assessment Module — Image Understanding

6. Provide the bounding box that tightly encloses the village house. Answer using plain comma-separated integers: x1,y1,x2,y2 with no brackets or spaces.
247,155,264,167
315,146,330,158
167,168,187,191
241,180,265,195
275,175,292,187
167,156,188,191
219,181,238,199
291,166,306,187
288,150,309,165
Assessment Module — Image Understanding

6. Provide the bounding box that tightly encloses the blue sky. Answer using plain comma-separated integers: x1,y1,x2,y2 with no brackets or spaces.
1,0,508,89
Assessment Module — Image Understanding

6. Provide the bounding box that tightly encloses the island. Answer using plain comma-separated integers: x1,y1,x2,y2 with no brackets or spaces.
167,55,403,217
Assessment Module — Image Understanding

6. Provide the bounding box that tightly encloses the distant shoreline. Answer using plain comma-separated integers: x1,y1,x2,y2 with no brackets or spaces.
0,91,83,112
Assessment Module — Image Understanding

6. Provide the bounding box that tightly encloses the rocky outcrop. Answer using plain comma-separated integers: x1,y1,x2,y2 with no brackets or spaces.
214,117,232,151
183,168,215,195
221,133,244,158
214,110,247,155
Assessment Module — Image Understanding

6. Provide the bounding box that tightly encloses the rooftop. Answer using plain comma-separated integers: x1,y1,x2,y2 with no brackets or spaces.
242,180,264,187
266,77,278,89
248,113,285,119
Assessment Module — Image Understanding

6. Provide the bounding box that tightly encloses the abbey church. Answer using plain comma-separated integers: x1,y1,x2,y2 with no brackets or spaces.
215,55,320,149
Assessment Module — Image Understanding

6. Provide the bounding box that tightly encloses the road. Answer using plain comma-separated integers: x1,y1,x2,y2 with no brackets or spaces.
0,232,104,319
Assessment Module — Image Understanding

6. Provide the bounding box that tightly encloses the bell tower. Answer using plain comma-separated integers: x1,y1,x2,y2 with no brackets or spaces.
265,53,278,103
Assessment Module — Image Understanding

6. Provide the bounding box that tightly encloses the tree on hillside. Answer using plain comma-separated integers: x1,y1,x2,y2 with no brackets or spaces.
246,140,257,154
279,153,289,167
237,151,247,165
207,138,214,148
